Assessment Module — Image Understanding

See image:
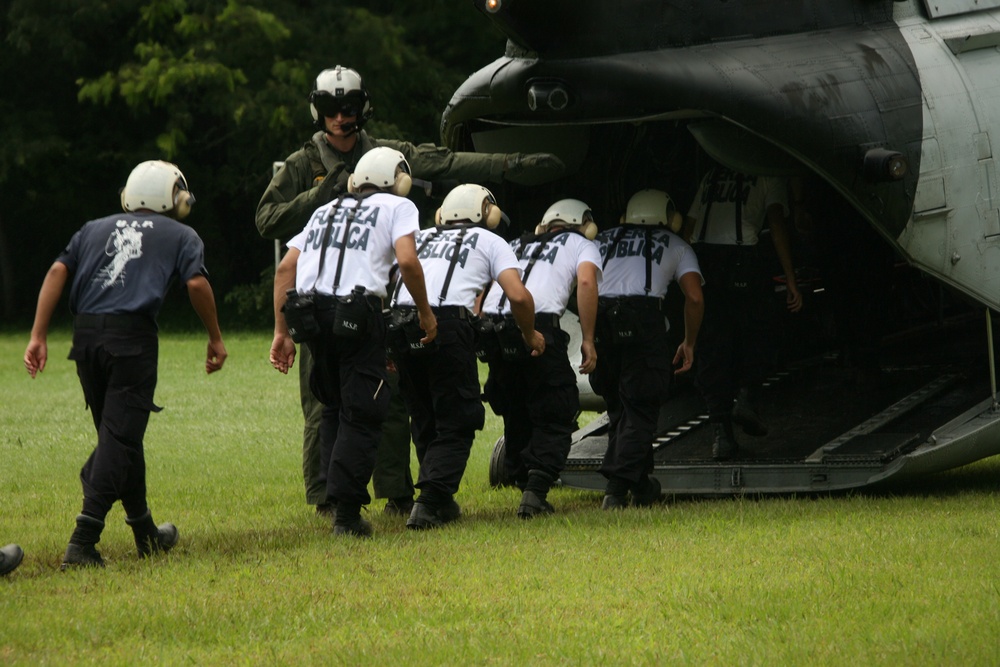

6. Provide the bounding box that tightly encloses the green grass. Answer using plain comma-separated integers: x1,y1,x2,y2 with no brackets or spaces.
3,331,1000,665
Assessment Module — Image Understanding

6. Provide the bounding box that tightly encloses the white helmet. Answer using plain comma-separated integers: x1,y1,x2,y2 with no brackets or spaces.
535,198,598,240
348,147,412,197
435,184,503,229
120,160,194,220
622,189,682,232
309,66,373,130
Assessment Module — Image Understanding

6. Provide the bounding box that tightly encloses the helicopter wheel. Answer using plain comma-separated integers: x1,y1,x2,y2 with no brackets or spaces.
488,435,514,489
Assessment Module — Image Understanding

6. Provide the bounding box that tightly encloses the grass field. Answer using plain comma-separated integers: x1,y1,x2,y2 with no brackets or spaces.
3,330,1000,665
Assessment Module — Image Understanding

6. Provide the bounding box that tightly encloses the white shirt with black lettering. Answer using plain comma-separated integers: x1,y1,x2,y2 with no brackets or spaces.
480,230,603,316
685,169,788,246
395,225,522,311
287,192,420,298
595,226,703,299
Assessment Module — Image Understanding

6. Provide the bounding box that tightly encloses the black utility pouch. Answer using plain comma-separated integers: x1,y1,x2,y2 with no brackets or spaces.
332,286,370,339
473,316,502,363
607,302,639,345
728,246,761,290
282,289,320,344
403,316,436,356
386,309,436,357
729,254,752,290
496,316,528,361
385,310,409,359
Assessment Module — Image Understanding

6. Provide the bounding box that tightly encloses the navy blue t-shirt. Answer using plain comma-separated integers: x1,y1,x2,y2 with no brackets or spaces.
58,212,207,318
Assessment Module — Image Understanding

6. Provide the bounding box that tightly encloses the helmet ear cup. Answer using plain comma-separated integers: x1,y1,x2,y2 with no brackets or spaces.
669,210,683,233
393,172,412,197
580,221,598,240
534,223,547,235
435,207,443,225
173,189,194,220
486,203,502,229
347,174,357,194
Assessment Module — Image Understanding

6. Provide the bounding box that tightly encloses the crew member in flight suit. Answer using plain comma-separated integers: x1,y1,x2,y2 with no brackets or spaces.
681,162,802,459
24,160,228,569
480,199,602,518
390,184,544,529
256,65,566,518
591,190,704,508
269,147,437,538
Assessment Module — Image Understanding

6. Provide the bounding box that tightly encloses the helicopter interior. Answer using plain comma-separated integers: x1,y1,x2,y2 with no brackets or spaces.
461,116,999,492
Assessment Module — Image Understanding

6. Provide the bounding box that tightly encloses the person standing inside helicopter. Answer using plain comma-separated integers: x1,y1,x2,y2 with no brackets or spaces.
389,184,544,529
681,162,802,460
591,189,704,509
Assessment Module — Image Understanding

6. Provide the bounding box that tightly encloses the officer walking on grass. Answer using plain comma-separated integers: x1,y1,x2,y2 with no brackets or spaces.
24,160,228,569
591,189,704,509
480,199,602,519
389,184,544,529
256,65,566,518
269,147,436,538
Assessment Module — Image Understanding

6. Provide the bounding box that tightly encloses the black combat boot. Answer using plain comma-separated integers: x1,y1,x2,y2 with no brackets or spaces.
406,495,462,530
732,386,768,436
315,501,336,518
0,544,24,576
126,510,179,558
384,496,415,517
517,470,556,519
332,503,373,538
61,514,106,570
711,419,739,461
601,476,630,510
630,475,663,507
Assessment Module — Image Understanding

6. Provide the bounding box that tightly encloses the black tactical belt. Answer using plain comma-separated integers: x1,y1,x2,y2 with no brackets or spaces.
395,305,470,321
74,313,156,331
432,305,470,320
313,293,383,310
599,295,664,311
484,312,560,329
533,312,562,329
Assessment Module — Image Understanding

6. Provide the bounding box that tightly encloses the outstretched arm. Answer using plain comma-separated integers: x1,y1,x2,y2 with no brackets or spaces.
187,275,227,374
24,261,69,378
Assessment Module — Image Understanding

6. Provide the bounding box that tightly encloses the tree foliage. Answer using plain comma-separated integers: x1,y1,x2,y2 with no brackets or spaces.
0,0,504,326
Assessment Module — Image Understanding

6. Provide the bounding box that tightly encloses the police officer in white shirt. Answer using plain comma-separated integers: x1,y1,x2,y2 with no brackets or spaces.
591,190,704,509
390,184,545,529
681,163,802,459
270,147,437,538
480,199,602,518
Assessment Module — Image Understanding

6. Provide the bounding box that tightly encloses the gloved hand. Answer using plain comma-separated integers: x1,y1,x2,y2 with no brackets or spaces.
503,152,566,186
315,172,347,204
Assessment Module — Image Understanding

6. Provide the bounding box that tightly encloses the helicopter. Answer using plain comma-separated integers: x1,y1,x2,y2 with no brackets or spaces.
442,0,1000,495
